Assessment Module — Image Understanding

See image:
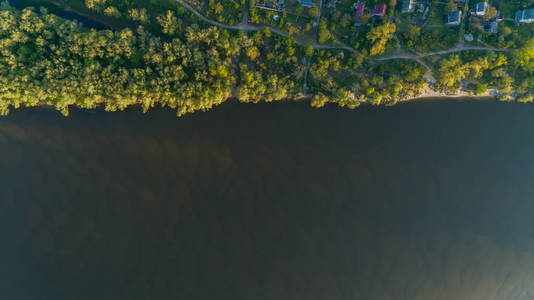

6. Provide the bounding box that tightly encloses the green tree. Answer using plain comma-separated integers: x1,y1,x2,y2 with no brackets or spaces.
446,0,457,12
437,55,469,90
514,38,534,74
367,22,396,55
305,45,313,57
128,8,149,23
486,6,497,20
340,14,352,27
157,10,181,35
475,83,487,94
310,93,329,108
104,6,120,17
309,7,319,18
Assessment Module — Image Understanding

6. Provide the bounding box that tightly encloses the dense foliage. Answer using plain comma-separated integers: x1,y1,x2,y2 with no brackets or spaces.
309,50,426,106
0,2,304,115
2,0,534,116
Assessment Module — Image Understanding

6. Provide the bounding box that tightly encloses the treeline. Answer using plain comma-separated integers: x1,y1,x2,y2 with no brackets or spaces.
308,50,427,107
2,1,534,116
85,0,243,25
435,43,534,101
0,3,303,115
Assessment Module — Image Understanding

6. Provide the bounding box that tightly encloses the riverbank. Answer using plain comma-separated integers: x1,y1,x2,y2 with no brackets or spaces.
401,87,501,103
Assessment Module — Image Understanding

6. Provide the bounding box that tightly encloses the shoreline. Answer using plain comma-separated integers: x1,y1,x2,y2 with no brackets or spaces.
25,92,506,116
400,87,501,103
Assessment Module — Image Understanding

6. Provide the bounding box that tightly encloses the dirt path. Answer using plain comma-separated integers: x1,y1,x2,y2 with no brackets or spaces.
175,0,520,86
378,45,514,61
177,0,515,59
176,0,354,51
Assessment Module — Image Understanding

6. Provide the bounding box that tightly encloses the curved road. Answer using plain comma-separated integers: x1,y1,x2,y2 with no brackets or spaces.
378,46,514,61
176,0,353,51
176,0,514,59
176,0,516,84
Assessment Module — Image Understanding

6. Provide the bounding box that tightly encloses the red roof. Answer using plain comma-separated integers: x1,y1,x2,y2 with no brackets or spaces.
356,3,365,19
372,3,386,15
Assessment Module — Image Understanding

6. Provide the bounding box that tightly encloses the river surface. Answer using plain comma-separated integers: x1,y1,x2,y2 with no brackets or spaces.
7,0,107,29
1,99,534,299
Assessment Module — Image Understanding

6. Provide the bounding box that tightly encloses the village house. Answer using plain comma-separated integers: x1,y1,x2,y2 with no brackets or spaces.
454,0,465,8
486,20,498,34
401,0,414,13
354,2,365,26
372,3,387,17
473,2,487,16
298,0,314,7
446,10,462,25
515,8,534,24
326,0,338,8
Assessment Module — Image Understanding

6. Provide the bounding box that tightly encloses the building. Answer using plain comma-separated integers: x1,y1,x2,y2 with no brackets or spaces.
515,9,534,24
326,0,338,8
372,3,386,17
454,0,466,8
474,2,487,16
446,10,462,25
487,20,498,33
401,0,414,13
298,0,313,7
354,2,365,26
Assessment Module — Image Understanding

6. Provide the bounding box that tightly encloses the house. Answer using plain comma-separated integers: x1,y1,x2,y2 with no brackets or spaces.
326,0,338,8
474,2,487,16
298,0,313,7
486,20,498,33
515,9,534,24
372,3,386,17
354,2,365,25
446,10,462,25
401,0,414,13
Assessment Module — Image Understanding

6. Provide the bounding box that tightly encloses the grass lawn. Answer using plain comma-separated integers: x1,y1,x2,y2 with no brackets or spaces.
255,9,316,41
496,0,525,19
198,0,244,25
426,1,447,27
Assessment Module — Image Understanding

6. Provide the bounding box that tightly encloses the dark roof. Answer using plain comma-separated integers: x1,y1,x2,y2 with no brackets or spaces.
520,8,534,20
372,3,386,15
475,2,487,14
447,10,461,23
356,2,365,19
401,0,413,12
298,0,314,7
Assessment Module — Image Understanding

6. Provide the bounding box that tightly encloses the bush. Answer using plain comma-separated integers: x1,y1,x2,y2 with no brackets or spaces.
475,83,487,95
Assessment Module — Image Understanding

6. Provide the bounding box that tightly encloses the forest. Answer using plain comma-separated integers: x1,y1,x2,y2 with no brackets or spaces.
0,1,305,115
1,0,534,115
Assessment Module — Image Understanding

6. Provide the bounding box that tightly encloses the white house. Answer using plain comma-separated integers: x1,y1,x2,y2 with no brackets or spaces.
515,9,534,24
474,2,487,16
446,10,462,26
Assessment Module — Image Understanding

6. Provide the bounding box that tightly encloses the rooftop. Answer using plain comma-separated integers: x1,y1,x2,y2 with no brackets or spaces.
475,2,487,13
372,3,386,16
298,0,314,7
447,10,462,24
401,0,414,12
516,8,534,22
355,2,365,19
